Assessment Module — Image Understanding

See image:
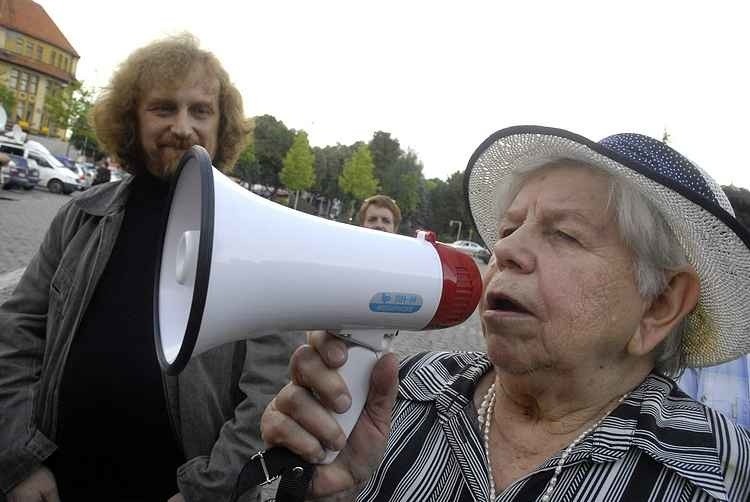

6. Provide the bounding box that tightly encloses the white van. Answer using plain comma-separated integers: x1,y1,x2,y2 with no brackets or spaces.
0,137,82,194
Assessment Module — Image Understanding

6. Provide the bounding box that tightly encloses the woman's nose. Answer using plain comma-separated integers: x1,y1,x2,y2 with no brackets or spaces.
492,226,536,273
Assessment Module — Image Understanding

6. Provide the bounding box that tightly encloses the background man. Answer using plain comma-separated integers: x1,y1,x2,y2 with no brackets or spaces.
356,195,401,233
0,33,300,502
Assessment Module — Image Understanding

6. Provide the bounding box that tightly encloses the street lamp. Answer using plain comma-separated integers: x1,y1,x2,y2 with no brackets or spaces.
449,220,462,242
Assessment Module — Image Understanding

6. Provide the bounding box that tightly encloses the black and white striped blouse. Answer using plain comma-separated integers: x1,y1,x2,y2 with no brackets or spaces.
355,352,750,502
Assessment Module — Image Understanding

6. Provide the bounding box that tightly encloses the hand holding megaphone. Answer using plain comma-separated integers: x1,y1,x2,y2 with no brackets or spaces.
262,331,399,498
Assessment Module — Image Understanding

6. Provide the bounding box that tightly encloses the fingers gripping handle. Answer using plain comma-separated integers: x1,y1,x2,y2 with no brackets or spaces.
321,345,379,464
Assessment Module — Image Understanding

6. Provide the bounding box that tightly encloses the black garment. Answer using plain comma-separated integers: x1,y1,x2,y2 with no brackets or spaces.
49,172,184,500
92,165,111,185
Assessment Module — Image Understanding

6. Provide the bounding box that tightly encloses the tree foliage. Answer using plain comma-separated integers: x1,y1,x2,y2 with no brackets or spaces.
339,144,378,201
280,131,315,191
0,83,16,116
232,135,256,182
252,114,294,191
368,131,401,185
419,171,477,242
313,143,359,201
386,150,423,218
45,81,101,157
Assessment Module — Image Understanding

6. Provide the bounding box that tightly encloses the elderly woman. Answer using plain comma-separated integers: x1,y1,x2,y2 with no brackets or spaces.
261,127,750,501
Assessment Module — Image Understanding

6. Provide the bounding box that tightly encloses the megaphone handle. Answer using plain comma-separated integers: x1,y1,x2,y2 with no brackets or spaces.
321,344,380,464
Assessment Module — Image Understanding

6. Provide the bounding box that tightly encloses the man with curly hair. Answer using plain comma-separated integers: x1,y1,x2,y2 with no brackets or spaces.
0,34,300,502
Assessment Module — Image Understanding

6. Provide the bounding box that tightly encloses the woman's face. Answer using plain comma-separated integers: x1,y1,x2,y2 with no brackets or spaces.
480,165,648,376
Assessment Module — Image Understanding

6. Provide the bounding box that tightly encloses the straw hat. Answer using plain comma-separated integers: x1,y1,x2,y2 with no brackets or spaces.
464,126,750,367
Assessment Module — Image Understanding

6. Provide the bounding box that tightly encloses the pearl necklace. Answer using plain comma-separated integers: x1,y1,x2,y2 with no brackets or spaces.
477,383,628,502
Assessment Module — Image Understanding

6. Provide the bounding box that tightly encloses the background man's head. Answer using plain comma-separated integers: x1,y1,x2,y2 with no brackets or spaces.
91,33,251,178
357,195,401,233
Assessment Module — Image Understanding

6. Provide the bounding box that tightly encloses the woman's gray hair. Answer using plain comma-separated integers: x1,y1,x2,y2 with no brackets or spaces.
496,159,689,377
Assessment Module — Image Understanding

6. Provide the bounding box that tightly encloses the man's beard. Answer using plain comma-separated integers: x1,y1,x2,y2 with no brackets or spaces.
152,141,196,179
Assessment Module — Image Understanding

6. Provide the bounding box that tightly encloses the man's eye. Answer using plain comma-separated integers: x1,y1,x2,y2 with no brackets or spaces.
150,105,173,114
193,106,213,116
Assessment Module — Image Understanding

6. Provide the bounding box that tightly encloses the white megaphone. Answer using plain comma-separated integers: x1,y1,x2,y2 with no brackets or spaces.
154,146,482,462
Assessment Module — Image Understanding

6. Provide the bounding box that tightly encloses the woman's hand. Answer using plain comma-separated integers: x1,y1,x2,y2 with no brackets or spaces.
261,331,398,498
7,466,60,502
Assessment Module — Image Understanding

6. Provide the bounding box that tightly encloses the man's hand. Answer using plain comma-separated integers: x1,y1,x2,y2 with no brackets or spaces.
167,493,185,502
261,331,398,499
7,466,60,502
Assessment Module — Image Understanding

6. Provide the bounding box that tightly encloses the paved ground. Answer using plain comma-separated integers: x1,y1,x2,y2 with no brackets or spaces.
0,187,486,355
0,187,77,303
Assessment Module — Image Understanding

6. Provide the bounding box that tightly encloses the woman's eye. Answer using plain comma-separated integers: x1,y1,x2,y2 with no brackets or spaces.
555,230,578,243
499,227,516,238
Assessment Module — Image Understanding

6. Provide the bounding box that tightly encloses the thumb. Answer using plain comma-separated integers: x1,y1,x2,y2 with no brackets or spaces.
364,352,399,435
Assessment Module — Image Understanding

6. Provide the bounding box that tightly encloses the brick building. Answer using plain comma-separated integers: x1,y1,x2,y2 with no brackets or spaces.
0,0,78,138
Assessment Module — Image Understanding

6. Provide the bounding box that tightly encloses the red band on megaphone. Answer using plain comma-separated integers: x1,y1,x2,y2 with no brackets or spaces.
426,242,483,329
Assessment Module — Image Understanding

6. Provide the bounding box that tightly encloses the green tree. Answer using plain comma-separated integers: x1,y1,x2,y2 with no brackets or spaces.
252,114,295,197
69,100,100,158
418,171,478,242
339,144,378,219
0,83,16,117
368,131,401,185
385,150,423,221
231,134,256,185
280,131,315,208
45,81,101,157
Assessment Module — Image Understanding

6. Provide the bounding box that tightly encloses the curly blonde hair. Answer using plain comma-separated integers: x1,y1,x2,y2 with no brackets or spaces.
91,33,251,173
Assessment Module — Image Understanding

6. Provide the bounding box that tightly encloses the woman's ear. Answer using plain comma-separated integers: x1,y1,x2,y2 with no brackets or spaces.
628,267,700,357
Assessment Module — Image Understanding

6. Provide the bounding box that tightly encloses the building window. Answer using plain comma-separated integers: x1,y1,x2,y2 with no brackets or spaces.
18,72,28,93
16,101,25,120
8,69,18,89
36,45,43,60
15,37,23,53
26,41,33,57
50,50,56,64
28,75,38,95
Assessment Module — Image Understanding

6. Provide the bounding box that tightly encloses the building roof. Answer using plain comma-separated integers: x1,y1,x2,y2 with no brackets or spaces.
0,0,78,57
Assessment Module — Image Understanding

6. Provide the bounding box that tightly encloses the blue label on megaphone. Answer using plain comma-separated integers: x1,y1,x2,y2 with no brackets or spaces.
369,292,423,313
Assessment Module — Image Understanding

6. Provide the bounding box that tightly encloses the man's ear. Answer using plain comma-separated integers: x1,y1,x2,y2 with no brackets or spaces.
627,267,700,357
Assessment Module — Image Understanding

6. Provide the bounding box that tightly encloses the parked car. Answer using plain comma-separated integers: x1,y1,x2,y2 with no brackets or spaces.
55,155,90,188
2,156,40,190
78,162,97,186
0,137,82,194
0,153,9,188
449,240,491,264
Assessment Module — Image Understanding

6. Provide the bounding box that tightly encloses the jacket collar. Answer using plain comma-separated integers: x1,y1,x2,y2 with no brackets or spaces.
73,175,136,216
399,353,730,501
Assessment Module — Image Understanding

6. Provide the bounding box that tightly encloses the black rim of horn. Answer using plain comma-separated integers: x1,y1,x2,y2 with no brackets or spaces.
153,145,215,375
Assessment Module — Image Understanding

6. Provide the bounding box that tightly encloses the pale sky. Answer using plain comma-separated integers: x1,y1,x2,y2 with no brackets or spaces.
38,0,750,187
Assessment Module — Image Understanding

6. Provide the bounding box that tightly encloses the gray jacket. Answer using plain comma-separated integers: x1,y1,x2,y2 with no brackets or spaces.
0,177,302,501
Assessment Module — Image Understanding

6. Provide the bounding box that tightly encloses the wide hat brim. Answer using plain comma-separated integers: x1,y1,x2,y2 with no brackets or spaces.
464,126,750,368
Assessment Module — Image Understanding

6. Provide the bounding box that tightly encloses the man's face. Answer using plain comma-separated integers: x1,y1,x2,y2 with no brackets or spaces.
362,205,396,233
137,65,220,179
